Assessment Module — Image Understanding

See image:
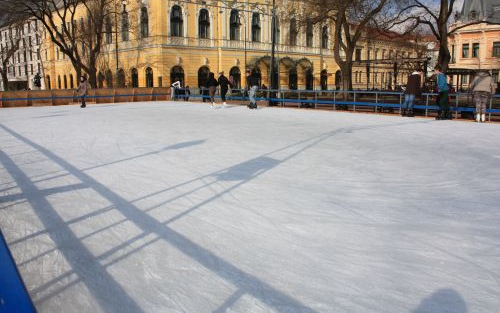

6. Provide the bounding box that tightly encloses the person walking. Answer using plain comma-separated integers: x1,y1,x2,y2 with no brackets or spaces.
206,72,219,107
470,70,496,123
434,65,451,120
77,76,90,108
402,70,422,117
246,69,259,109
218,71,232,106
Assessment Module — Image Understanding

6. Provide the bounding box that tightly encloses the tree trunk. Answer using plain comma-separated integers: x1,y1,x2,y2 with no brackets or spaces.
341,62,353,91
88,65,97,89
438,37,451,71
1,67,9,91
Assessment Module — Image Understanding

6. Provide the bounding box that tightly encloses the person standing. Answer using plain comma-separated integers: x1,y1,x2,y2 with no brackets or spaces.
206,72,219,107
434,65,451,120
171,80,181,100
402,70,422,117
246,69,259,109
470,70,496,123
218,71,232,106
77,76,90,108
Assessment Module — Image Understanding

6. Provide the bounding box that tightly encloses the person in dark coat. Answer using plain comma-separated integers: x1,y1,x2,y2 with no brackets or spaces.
76,76,90,108
402,70,422,117
206,72,219,107
246,70,259,109
218,71,232,106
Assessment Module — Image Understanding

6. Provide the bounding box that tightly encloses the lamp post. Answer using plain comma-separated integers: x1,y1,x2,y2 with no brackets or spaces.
269,0,277,106
115,0,127,74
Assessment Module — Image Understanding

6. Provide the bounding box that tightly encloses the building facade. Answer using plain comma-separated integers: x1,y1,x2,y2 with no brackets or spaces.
39,0,419,92
448,0,500,90
0,19,45,91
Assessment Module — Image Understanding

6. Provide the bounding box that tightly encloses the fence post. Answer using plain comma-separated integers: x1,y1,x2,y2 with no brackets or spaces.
399,93,402,115
333,91,336,110
353,91,356,112
375,92,378,113
314,90,317,109
298,89,301,108
425,94,429,117
455,92,459,119
489,96,493,122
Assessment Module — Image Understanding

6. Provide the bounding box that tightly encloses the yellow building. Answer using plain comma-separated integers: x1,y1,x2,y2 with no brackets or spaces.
41,0,419,92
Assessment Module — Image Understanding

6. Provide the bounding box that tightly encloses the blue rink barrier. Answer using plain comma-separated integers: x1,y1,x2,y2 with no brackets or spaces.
0,230,36,313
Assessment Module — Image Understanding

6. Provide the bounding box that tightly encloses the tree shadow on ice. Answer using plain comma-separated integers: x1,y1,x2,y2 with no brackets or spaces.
412,289,467,313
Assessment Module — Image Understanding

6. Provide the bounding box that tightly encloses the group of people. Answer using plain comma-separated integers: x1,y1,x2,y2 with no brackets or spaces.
402,66,495,122
171,69,260,109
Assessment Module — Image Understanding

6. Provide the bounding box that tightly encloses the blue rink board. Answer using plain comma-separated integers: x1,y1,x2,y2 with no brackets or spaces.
0,230,36,313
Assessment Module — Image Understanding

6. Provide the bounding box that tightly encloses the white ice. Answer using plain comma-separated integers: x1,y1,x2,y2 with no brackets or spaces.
1,102,500,313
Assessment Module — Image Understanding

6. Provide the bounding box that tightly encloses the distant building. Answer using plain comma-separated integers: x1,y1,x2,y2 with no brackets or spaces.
448,0,500,91
0,19,45,91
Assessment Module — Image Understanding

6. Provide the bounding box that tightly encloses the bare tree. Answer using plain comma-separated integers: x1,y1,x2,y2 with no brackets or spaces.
306,0,401,90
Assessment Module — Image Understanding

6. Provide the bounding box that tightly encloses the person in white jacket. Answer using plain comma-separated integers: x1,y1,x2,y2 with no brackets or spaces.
171,80,181,100
470,70,496,123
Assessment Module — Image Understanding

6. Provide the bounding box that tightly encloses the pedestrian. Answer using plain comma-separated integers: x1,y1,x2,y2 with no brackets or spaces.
218,71,232,106
206,72,219,107
171,80,181,100
246,69,259,109
402,69,422,117
434,65,451,120
470,70,496,123
77,76,90,108
184,85,191,101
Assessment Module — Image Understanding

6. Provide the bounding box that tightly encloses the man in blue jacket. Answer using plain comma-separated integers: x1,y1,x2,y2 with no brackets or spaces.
434,65,452,120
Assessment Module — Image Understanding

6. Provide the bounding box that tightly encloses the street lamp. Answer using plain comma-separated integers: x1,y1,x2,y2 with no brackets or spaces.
115,0,127,73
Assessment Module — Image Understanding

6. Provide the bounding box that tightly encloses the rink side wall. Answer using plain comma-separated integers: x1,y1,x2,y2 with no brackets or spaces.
0,88,171,108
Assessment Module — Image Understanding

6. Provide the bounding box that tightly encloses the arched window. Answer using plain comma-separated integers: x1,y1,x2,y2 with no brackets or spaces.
145,67,154,87
306,69,314,90
46,75,51,90
63,75,67,89
306,20,313,47
141,7,149,38
105,17,113,44
321,70,328,90
121,8,129,41
58,75,61,89
229,66,241,89
98,72,105,88
322,26,328,49
105,70,113,88
198,66,210,87
171,5,183,37
199,9,210,39
275,19,280,45
290,18,297,46
230,9,240,41
171,66,184,86
131,68,138,87
117,69,125,87
69,74,74,89
289,68,297,90
252,13,260,42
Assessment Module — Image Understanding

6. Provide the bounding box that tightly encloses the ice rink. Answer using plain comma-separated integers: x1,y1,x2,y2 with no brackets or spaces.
1,101,500,313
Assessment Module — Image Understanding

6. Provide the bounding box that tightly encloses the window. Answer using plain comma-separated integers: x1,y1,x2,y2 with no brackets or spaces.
106,17,113,44
252,13,261,42
70,74,74,89
64,75,67,89
117,69,125,87
321,70,328,90
199,9,210,39
230,10,240,40
58,75,61,89
289,18,297,46
306,21,313,47
146,67,154,87
462,43,469,58
170,66,184,86
141,7,149,38
131,68,138,87
493,42,500,56
275,19,280,45
198,66,210,87
321,26,328,49
171,5,183,37
472,43,479,58
367,49,371,60
122,9,129,41
289,68,297,89
355,48,362,61
306,69,314,90
46,75,51,90
229,67,241,89
461,75,468,84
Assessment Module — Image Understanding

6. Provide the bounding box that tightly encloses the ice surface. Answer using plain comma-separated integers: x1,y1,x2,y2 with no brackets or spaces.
1,102,499,313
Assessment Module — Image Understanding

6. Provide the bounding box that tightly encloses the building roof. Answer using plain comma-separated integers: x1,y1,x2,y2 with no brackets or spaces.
460,0,500,23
